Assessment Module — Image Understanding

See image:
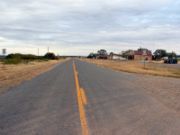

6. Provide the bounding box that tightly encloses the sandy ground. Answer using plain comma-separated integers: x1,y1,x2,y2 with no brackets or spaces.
83,59,180,78
0,60,63,94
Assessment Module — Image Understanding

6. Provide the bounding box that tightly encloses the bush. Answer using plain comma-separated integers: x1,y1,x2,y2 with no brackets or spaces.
6,53,39,60
3,53,57,64
3,58,22,64
44,52,57,60
4,53,40,64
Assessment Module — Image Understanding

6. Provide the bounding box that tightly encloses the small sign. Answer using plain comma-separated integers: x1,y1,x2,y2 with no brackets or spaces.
2,49,6,55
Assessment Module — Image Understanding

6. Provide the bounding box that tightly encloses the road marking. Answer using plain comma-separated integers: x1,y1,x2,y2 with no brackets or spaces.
73,61,89,135
80,88,88,106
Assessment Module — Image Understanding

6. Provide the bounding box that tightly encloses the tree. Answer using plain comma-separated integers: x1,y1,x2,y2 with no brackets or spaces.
97,49,107,55
153,49,167,60
167,52,177,58
44,52,57,59
97,49,108,59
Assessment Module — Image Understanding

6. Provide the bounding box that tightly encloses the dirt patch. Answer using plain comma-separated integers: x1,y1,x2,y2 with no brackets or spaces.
83,59,180,78
0,60,64,94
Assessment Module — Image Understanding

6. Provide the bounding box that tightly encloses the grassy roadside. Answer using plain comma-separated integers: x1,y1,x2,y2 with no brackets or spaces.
2,53,59,65
0,59,64,94
83,59,180,78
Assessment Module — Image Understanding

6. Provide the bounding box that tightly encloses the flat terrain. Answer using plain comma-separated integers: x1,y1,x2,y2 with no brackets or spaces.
83,59,180,78
0,59,180,135
0,60,62,94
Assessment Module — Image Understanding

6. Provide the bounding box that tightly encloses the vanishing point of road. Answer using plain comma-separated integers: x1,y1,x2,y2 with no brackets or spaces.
0,59,180,135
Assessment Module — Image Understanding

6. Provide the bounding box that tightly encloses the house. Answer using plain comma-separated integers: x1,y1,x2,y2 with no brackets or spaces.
121,48,152,61
109,52,126,60
121,50,135,60
134,48,152,61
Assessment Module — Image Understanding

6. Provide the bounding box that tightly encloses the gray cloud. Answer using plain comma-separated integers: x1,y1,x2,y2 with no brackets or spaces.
0,0,180,55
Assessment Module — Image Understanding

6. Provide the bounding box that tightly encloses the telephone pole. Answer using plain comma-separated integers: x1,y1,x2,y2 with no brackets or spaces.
37,48,39,57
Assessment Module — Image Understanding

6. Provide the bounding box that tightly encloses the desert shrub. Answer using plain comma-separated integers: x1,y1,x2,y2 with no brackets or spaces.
4,53,40,64
6,53,38,60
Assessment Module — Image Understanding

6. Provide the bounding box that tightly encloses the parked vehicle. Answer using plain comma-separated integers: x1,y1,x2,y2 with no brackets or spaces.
164,57,178,64
87,53,97,59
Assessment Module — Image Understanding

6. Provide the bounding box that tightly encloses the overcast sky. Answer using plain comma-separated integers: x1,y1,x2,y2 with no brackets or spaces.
0,0,180,55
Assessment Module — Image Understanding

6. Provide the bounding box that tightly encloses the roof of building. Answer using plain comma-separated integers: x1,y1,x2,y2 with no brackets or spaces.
109,52,122,57
134,48,152,56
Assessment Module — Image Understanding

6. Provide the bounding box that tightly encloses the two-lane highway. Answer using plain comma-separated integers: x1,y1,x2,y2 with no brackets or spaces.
0,59,180,135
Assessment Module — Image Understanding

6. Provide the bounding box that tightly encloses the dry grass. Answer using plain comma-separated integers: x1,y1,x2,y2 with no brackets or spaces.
83,59,180,78
0,60,63,93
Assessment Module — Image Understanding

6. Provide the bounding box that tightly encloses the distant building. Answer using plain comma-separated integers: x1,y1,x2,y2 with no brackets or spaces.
122,50,135,60
109,52,126,60
134,48,152,61
122,48,152,61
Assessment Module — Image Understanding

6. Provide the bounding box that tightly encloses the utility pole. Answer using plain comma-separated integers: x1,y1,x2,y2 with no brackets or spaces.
47,47,49,53
37,48,39,57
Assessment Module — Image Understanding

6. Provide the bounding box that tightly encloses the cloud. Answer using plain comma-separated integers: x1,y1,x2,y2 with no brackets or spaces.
0,0,179,55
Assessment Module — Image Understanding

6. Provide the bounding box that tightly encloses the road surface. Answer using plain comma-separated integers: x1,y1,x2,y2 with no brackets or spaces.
0,59,180,135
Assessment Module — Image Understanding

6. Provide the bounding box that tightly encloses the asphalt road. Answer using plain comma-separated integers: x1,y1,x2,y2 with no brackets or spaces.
0,59,180,135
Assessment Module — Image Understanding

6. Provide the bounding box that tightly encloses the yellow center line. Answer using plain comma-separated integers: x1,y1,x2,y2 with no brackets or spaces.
80,88,88,106
73,61,89,135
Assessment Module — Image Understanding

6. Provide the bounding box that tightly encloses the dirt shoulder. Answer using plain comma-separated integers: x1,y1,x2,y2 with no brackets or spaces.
0,60,65,94
132,74,180,113
82,59,180,113
82,59,180,78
